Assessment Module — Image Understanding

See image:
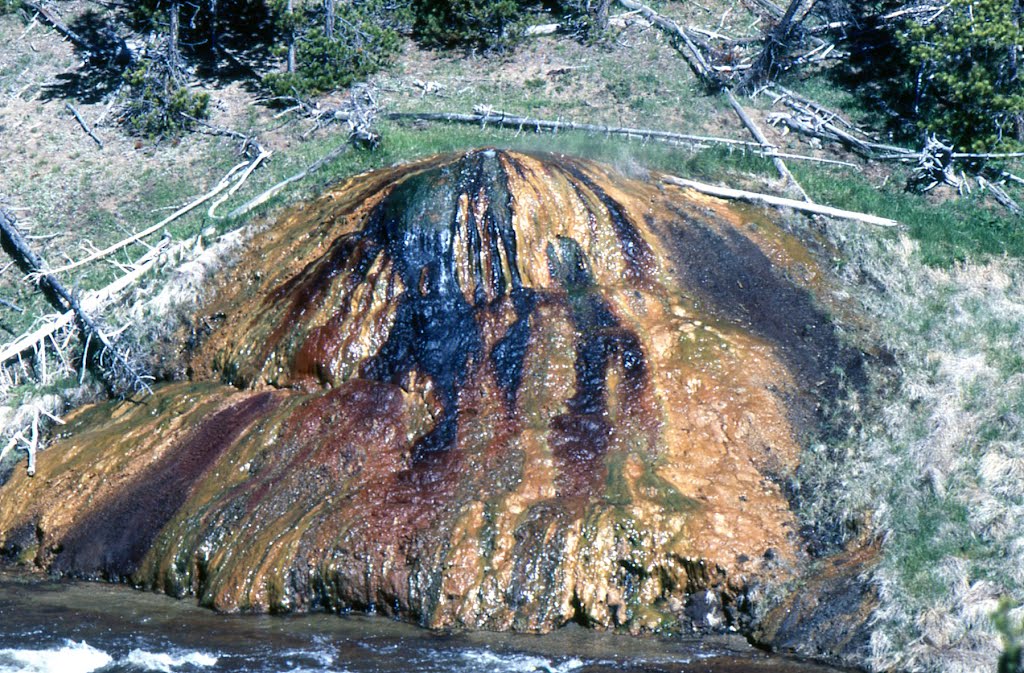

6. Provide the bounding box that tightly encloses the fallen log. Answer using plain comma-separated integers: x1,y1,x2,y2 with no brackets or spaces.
389,109,760,147
767,84,864,135
228,142,349,219
725,90,812,202
878,152,1024,162
768,111,912,158
22,0,132,66
0,239,167,366
386,109,854,166
662,175,899,227
977,176,1023,216
525,23,560,36
43,156,256,276
0,208,153,394
999,171,1024,187
207,148,272,218
21,0,91,52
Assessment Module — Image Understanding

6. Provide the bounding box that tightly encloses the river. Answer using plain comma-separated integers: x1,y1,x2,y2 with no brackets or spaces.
0,572,851,673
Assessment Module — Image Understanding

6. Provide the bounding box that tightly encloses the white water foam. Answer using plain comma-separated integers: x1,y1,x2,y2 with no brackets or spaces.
458,650,585,673
276,645,346,673
124,648,218,671
0,640,112,673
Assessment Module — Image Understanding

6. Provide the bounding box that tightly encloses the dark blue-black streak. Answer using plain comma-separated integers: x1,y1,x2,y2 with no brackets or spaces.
359,151,534,459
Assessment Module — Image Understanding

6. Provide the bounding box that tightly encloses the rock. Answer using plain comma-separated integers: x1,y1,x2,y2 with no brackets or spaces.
0,150,864,639
684,590,725,632
755,542,881,668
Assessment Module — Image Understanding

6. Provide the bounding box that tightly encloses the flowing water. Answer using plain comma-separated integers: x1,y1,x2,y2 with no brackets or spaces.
0,574,847,673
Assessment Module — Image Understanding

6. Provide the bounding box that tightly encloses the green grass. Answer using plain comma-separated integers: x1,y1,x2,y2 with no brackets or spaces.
793,163,1024,266
215,121,781,225
794,211,1024,670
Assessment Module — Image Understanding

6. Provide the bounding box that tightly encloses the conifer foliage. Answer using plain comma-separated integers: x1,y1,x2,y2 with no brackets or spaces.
412,0,525,52
901,0,1024,152
263,0,405,97
120,1,211,137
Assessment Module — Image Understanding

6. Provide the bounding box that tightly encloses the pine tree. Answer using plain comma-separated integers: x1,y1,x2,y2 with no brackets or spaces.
413,0,526,52
903,0,1024,152
121,0,210,137
264,0,403,97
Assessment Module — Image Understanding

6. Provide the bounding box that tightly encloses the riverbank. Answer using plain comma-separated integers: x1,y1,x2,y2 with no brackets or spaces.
0,572,852,673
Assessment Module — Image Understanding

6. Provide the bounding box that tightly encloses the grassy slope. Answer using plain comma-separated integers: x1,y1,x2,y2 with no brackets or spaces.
3,3,1024,672
799,223,1024,672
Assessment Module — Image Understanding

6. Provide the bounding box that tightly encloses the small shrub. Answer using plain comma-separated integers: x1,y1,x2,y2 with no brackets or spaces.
605,78,632,101
995,600,1024,673
120,58,210,137
898,0,1023,152
264,0,403,97
413,0,526,52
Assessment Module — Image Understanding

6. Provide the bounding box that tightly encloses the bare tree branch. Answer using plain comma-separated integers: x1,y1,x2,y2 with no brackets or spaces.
0,208,153,395
65,103,104,148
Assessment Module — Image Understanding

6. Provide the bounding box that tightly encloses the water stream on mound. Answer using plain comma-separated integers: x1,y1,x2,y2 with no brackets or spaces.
0,573,848,673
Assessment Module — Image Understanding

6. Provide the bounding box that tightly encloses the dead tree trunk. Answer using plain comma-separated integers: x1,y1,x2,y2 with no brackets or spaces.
0,209,151,395
209,0,219,57
168,1,182,72
287,0,297,74
725,90,811,201
325,0,335,40
739,0,806,92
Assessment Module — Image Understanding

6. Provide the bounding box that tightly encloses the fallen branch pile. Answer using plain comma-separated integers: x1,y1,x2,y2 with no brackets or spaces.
0,236,169,370
41,147,268,277
0,208,154,395
765,88,911,159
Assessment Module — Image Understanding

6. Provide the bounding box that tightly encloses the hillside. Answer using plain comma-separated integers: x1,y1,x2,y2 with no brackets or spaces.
2,2,1024,672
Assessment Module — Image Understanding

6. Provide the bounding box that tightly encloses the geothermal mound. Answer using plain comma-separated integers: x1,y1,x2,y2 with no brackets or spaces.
0,150,859,634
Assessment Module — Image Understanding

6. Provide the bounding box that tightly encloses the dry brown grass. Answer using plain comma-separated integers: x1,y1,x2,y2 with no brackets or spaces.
801,221,1024,672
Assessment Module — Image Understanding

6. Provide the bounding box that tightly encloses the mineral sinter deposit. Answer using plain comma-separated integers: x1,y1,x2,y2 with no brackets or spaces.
0,150,864,640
